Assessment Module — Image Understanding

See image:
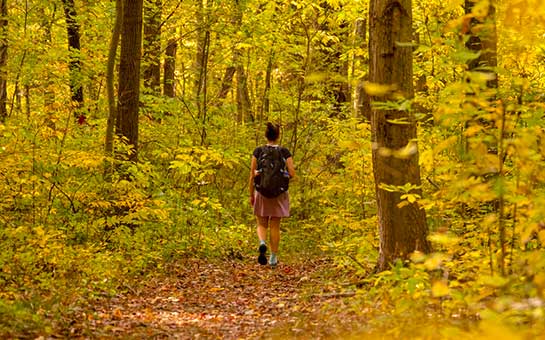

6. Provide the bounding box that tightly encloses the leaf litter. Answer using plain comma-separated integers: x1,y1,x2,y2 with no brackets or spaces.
64,256,363,339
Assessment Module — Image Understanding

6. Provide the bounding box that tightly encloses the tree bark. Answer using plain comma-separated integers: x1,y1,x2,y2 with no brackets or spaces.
143,0,161,94
235,50,252,122
0,0,7,122
369,0,430,271
163,37,176,97
116,0,143,162
353,18,371,121
231,1,252,122
61,0,84,119
105,0,122,156
40,5,56,109
217,65,235,101
193,0,205,100
261,52,274,120
193,0,210,144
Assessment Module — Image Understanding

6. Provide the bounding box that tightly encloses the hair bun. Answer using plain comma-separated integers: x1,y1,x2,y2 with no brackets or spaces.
265,122,280,141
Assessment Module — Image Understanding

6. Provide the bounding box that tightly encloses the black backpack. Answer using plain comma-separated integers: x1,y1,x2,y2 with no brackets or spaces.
254,146,290,198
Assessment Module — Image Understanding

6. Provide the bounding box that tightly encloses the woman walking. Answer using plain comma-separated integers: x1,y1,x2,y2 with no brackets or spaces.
249,123,296,267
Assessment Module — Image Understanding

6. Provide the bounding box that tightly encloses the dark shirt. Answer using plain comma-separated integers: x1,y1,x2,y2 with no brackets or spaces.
253,145,292,160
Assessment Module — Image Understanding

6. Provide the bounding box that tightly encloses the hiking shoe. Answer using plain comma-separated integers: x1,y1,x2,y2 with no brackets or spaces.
258,244,267,265
269,254,278,268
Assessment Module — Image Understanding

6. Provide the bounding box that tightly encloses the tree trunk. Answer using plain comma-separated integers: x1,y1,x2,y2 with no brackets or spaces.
464,0,502,275
353,18,371,121
163,37,176,97
369,0,430,271
235,52,252,122
40,5,56,109
105,0,122,156
116,0,143,162
194,0,205,100
217,65,236,101
215,0,253,122
465,0,497,88
143,0,161,94
61,0,84,120
261,51,274,120
0,0,7,122
193,0,210,144
233,1,252,123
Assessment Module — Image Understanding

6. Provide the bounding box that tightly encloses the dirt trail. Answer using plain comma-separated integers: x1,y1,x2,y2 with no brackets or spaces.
70,257,360,339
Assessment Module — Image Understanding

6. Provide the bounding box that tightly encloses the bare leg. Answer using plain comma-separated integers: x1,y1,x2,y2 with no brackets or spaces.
256,216,269,242
256,216,269,265
269,217,281,253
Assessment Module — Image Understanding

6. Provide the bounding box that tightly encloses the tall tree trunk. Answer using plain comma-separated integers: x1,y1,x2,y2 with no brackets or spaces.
235,49,252,122
0,0,7,122
465,0,497,88
214,1,251,111
353,18,371,121
40,5,56,109
369,0,430,271
116,0,143,162
198,30,210,145
194,0,205,100
464,0,502,275
331,21,350,116
105,0,122,156
143,0,161,94
61,0,84,120
194,0,210,144
163,36,176,97
261,51,274,120
9,0,28,118
217,65,235,101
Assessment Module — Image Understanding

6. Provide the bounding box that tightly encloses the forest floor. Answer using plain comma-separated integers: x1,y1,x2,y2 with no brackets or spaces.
63,255,366,339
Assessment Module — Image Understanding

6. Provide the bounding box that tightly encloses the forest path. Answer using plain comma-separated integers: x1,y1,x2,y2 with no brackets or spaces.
74,256,361,339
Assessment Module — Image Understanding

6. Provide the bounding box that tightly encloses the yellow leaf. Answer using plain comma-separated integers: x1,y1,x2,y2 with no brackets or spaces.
424,253,447,270
35,226,45,237
393,141,418,159
434,136,458,154
464,125,482,137
305,72,328,83
431,280,450,297
472,0,490,20
479,275,509,288
378,147,392,157
235,42,254,50
410,251,426,263
538,230,545,244
428,233,460,246
533,272,545,290
363,82,397,96
400,193,420,204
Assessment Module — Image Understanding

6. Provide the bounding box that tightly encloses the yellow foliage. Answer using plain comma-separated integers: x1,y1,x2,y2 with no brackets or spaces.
431,280,450,297
363,82,397,96
424,253,450,270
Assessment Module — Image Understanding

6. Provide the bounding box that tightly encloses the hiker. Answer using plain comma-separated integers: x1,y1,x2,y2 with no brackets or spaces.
249,123,296,267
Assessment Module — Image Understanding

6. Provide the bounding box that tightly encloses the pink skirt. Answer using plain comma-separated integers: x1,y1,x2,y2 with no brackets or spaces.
253,191,290,218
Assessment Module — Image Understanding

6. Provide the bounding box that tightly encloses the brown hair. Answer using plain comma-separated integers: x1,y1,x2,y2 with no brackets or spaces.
265,122,280,141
